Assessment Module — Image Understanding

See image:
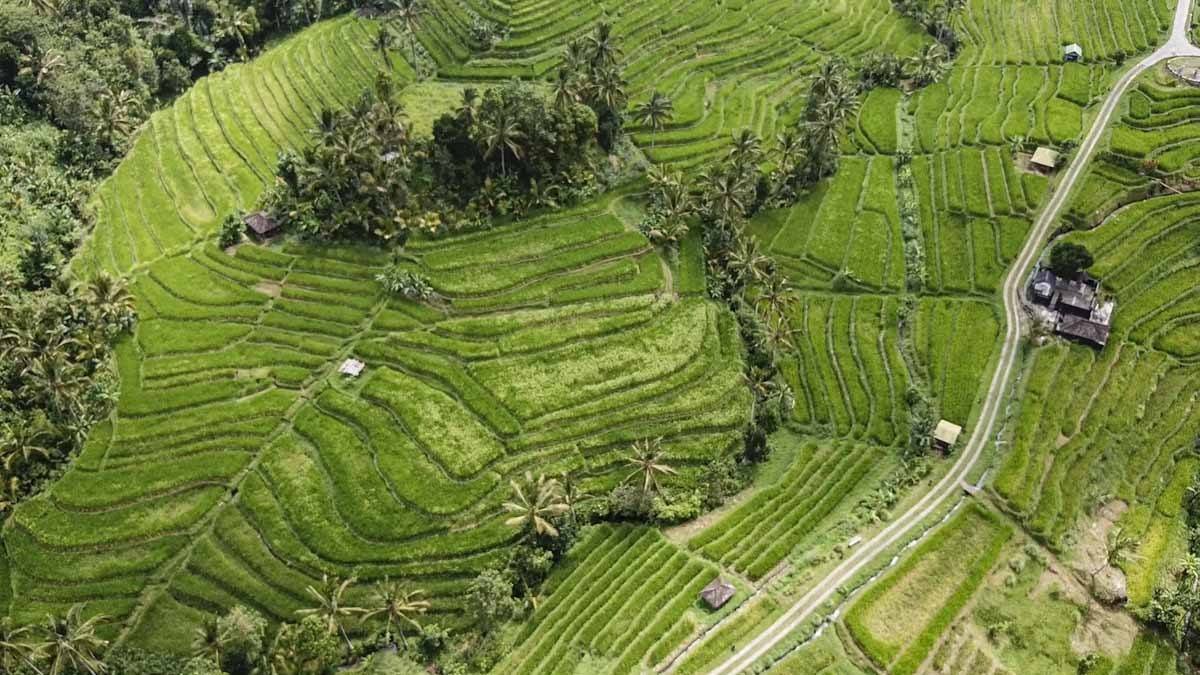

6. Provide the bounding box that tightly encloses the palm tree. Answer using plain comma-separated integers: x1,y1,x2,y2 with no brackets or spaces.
633,91,673,149
361,578,429,648
502,472,568,538
93,88,140,150
191,619,221,665
85,272,135,332
0,617,41,674
557,472,590,526
457,87,479,127
755,271,795,319
563,38,590,72
624,437,678,496
213,2,258,59
907,43,950,86
587,21,621,70
480,112,525,177
297,574,363,651
703,170,750,226
36,604,108,675
372,26,395,67
587,63,627,111
728,129,762,172
388,0,424,66
552,68,579,110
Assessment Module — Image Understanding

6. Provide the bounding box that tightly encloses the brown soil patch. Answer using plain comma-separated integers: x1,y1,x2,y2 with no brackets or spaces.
254,281,282,297
1056,433,1072,448
224,243,244,256
1071,501,1129,600
1032,551,1137,658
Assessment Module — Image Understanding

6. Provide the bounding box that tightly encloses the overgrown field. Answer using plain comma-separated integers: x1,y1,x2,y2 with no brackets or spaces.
845,505,1012,675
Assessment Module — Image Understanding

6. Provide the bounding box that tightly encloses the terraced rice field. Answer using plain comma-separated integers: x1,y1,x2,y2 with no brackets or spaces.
2,13,755,650
688,441,890,579
496,525,725,675
419,0,931,168
845,505,1012,675
994,67,1200,612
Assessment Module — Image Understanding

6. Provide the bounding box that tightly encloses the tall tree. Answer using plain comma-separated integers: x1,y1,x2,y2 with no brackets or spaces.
502,472,568,538
361,579,430,648
388,0,424,66
480,111,525,177
633,91,674,149
297,575,364,652
624,437,678,496
586,21,621,70
35,604,109,675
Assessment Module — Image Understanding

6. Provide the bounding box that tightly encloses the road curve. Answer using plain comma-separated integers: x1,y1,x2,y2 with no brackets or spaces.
708,3,1200,673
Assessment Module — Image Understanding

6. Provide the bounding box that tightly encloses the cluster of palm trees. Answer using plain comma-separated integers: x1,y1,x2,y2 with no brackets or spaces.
893,0,966,51
267,73,422,243
188,575,432,673
0,604,110,675
551,22,629,147
1,273,136,513
500,439,680,538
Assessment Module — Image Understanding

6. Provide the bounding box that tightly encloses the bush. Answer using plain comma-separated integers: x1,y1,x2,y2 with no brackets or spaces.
1049,241,1094,278
218,213,243,249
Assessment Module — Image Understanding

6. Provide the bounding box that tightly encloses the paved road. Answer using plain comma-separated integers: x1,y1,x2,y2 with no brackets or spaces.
708,3,1200,673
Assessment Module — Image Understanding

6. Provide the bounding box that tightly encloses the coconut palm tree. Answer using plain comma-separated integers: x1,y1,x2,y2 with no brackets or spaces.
0,415,53,473
372,25,396,66
728,129,762,172
85,272,135,334
907,43,950,86
702,170,750,227
93,88,140,150
36,604,108,675
557,472,590,526
361,578,429,648
633,91,673,149
552,68,580,110
212,1,259,60
191,619,222,665
587,63,627,112
456,87,479,127
503,472,569,538
587,21,621,70
0,617,41,674
624,437,678,496
563,38,590,72
480,112,525,177
388,0,424,66
297,574,363,651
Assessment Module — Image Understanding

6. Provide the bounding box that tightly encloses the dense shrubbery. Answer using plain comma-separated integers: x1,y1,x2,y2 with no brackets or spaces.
0,273,136,512
260,21,632,246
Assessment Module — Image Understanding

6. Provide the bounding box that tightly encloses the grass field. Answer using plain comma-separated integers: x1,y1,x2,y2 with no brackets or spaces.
846,504,1012,675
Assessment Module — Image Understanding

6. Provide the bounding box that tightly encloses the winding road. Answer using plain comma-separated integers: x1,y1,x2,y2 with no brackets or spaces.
708,2,1200,673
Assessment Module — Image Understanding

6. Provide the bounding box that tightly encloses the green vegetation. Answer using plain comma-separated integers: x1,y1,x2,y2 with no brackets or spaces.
846,504,1012,675
5,0,1192,672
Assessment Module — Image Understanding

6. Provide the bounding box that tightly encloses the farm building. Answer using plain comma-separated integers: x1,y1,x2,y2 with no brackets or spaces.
700,577,736,609
933,420,963,453
339,358,366,377
1029,268,1114,348
1030,147,1061,174
1064,43,1083,62
244,211,280,239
